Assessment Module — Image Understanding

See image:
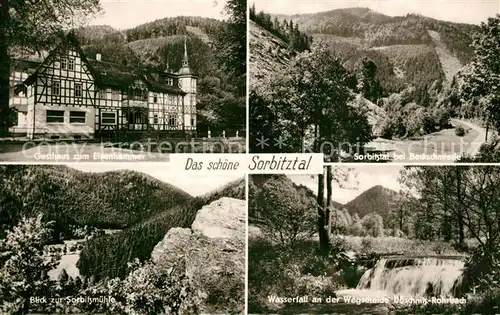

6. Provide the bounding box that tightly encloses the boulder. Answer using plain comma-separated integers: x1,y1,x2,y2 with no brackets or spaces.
151,197,246,314
192,197,246,240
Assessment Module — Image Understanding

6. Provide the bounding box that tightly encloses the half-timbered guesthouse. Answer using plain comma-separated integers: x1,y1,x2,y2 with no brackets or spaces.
9,32,197,140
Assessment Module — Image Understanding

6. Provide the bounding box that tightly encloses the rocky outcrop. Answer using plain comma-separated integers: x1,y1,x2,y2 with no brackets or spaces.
151,197,246,314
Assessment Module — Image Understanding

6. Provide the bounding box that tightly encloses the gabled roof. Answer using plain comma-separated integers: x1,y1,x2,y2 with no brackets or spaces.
87,59,185,95
22,31,94,86
19,32,186,95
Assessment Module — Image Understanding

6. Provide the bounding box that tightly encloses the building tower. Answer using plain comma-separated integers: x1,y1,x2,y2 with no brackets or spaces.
178,35,197,133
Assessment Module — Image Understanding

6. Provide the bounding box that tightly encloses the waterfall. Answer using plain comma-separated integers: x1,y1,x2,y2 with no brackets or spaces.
355,257,464,298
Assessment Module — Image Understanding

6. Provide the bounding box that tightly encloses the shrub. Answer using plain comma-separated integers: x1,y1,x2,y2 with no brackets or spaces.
455,125,466,137
456,244,500,297
361,237,374,254
379,118,395,139
349,221,366,236
330,208,350,235
76,258,203,315
248,238,349,313
360,213,384,237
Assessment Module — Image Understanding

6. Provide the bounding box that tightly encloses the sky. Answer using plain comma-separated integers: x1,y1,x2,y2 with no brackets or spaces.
289,165,404,204
89,0,228,29
68,163,242,196
254,0,500,24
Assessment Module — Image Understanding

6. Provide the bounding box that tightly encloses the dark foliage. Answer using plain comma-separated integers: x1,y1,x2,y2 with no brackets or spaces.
277,9,478,62
250,4,312,53
78,177,245,280
0,165,192,239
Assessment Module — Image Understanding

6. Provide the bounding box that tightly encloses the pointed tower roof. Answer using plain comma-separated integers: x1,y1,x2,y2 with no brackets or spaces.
178,35,192,75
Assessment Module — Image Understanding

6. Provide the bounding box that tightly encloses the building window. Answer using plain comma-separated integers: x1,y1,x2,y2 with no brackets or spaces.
168,114,177,126
153,94,158,103
129,87,147,101
68,59,75,70
46,110,64,123
101,112,116,125
52,81,61,96
153,114,159,124
61,58,68,70
70,111,86,123
191,118,195,126
74,83,83,98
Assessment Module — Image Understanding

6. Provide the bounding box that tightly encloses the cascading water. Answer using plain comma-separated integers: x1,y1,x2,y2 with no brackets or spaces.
337,257,465,299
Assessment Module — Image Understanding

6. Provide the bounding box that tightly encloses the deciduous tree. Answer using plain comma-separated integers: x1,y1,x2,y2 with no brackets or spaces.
460,15,500,134
258,177,317,246
0,0,102,133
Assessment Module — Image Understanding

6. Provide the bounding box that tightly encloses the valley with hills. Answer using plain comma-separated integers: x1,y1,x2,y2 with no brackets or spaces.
248,165,500,314
249,6,498,162
0,165,245,313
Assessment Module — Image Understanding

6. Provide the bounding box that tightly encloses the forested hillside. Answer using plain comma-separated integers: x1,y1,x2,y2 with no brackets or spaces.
250,7,488,149
249,175,401,232
0,165,191,239
250,3,312,53
276,8,478,62
250,13,382,152
343,185,401,221
0,164,245,281
274,8,478,97
78,177,245,280
72,14,245,134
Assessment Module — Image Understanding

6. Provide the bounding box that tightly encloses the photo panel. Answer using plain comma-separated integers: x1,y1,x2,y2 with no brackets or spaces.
248,165,500,314
0,0,247,162
249,0,500,163
0,163,246,314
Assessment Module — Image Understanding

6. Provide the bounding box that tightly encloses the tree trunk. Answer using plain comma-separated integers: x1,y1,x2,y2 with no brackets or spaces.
325,165,332,249
315,122,329,253
456,167,465,246
485,119,489,142
317,168,328,254
0,0,11,135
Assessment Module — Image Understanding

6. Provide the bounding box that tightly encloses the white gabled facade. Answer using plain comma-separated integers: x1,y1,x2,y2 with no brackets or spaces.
9,33,197,140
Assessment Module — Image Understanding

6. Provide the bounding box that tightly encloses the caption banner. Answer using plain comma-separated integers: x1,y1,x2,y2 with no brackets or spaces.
170,153,325,174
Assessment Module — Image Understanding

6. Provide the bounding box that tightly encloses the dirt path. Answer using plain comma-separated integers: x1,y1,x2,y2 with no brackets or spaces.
451,119,487,157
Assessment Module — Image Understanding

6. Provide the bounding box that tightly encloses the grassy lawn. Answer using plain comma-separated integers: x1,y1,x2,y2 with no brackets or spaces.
249,225,464,256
